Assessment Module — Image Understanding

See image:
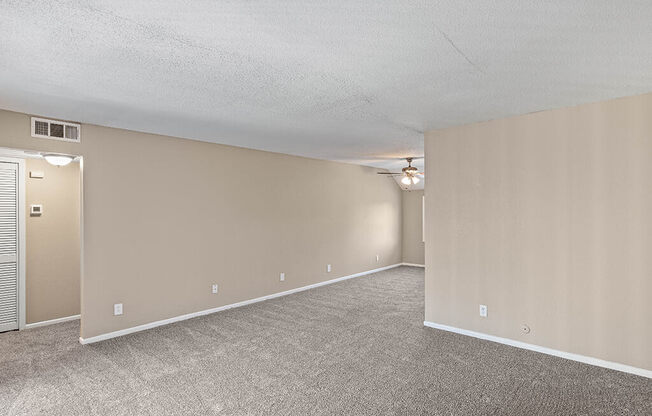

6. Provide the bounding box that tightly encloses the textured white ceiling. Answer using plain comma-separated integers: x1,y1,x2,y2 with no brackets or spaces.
2,1,652,190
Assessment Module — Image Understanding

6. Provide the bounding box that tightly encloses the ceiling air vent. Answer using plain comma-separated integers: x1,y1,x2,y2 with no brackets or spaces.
31,117,81,143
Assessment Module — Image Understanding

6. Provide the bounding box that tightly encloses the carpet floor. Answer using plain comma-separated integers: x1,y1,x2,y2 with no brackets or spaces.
0,266,650,415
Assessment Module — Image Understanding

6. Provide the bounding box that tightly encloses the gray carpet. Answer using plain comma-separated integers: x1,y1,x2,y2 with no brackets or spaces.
0,266,650,415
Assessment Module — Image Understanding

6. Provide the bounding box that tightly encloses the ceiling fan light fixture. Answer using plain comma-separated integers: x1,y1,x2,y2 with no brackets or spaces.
377,157,424,187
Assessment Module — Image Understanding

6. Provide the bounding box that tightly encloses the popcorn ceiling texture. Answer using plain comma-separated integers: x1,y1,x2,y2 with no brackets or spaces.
1,1,651,183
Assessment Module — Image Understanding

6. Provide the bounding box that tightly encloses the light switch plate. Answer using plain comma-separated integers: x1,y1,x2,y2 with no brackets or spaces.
280,272,285,282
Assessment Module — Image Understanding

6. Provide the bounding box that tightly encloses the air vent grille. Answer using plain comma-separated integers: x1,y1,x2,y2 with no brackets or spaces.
31,117,80,143
34,120,49,136
49,123,64,138
65,125,78,140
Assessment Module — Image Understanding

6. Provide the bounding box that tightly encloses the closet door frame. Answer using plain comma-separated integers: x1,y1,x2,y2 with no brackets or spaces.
0,156,25,330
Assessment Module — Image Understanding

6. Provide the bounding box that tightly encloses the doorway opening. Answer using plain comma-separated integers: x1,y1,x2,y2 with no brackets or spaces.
0,147,82,333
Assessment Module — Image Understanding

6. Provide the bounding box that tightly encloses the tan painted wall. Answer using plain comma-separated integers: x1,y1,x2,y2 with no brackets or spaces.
25,159,80,324
402,190,424,265
0,109,402,338
424,93,652,371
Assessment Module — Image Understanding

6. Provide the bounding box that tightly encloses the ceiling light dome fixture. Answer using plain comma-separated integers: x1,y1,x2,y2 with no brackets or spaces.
43,153,75,166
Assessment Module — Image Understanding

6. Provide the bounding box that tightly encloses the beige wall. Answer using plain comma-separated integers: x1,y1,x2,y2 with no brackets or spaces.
25,159,80,324
0,109,403,338
424,93,652,371
402,190,424,265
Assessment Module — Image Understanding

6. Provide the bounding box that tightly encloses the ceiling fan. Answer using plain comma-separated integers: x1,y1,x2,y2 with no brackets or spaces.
377,157,424,185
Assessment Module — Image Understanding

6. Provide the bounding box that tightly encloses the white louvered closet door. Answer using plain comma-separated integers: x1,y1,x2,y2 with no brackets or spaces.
0,162,18,332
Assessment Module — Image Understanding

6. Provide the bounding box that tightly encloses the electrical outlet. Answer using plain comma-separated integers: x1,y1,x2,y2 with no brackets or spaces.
280,272,285,282
114,303,123,316
479,304,488,318
212,284,218,294
376,254,380,263
327,264,332,273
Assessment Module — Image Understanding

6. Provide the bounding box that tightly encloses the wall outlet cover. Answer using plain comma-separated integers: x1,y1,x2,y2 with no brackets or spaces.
479,304,488,317
280,272,285,282
212,284,218,294
114,303,123,316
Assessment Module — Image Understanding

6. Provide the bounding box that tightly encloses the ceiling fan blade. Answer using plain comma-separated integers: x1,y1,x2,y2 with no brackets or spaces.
377,172,402,175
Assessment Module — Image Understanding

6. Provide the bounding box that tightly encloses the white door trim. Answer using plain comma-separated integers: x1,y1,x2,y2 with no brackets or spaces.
0,156,25,330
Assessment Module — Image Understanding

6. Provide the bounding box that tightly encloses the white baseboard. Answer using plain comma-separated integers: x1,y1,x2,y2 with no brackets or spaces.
79,263,402,345
401,262,425,267
25,314,80,329
423,321,652,379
